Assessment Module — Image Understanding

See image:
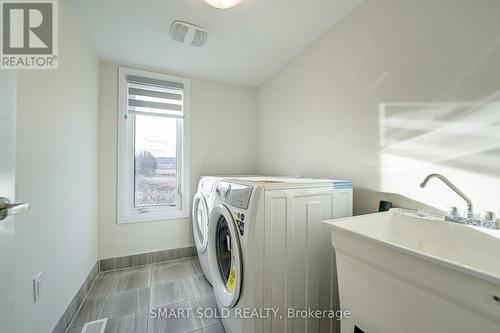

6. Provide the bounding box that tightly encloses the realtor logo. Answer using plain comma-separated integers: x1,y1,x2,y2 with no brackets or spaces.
1,0,58,69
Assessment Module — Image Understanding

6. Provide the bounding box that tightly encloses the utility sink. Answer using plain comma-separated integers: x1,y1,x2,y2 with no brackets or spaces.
324,209,500,333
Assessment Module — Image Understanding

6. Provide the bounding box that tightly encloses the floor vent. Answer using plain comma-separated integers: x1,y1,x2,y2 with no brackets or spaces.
80,319,107,333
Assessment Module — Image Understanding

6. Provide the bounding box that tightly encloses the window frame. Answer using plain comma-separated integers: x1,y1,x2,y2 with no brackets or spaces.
117,67,190,224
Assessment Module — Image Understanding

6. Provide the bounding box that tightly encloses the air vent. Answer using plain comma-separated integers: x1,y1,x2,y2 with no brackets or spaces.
191,29,208,47
169,22,189,43
169,21,208,47
80,319,107,333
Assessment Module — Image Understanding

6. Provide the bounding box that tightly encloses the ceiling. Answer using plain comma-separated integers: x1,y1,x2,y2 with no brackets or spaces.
68,0,363,86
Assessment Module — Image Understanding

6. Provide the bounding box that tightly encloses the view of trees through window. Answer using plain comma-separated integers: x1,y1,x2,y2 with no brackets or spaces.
134,115,178,207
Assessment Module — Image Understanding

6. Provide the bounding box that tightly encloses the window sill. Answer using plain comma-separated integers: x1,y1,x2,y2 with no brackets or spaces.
117,209,190,225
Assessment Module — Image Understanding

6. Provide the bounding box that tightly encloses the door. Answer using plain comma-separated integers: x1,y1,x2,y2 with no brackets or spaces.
208,204,242,308
192,192,209,253
0,72,28,332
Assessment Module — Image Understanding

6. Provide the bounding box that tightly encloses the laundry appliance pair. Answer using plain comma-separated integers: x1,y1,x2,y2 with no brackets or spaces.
193,176,353,333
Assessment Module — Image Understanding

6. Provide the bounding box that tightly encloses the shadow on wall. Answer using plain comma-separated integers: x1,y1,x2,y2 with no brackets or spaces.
358,10,500,216
256,0,500,217
377,92,500,215
354,188,444,216
380,98,500,177
374,33,500,215
352,95,500,217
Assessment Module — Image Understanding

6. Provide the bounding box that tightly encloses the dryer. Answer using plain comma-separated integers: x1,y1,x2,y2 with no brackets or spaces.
192,176,220,285
207,177,353,333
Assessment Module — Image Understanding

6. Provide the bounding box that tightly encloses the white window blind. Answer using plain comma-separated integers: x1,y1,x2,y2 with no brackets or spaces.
127,75,185,118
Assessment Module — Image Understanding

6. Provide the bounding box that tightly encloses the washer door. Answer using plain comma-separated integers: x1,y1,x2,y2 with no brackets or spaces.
208,204,242,308
192,192,209,253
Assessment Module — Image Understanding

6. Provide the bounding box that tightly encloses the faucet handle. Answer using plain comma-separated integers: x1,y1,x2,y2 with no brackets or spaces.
448,206,460,218
481,211,497,229
482,211,496,222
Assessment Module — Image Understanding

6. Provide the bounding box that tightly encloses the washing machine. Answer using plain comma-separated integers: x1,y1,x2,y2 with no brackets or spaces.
192,176,220,285
207,177,353,333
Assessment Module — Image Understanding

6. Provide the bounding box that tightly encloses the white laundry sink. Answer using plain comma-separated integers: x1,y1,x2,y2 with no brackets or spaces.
324,209,500,333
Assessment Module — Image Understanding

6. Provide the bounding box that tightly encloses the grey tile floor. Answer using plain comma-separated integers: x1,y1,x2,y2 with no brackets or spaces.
66,257,225,333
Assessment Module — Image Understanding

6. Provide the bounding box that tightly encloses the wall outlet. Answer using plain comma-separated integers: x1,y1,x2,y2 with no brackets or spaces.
33,273,43,303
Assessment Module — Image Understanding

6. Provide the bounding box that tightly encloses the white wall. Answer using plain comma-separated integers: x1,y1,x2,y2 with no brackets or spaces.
257,0,500,216
98,62,257,259
14,1,99,332
0,71,17,333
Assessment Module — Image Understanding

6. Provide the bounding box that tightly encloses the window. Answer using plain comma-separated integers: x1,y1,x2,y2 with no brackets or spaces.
117,67,190,224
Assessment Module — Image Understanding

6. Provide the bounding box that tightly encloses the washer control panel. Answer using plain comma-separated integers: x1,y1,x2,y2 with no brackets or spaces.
234,211,246,236
216,181,253,209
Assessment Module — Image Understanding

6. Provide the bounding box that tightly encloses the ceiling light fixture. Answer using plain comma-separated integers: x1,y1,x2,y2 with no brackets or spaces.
204,0,242,9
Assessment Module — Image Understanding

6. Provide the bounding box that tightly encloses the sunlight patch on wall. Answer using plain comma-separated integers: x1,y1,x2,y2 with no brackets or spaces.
379,98,500,214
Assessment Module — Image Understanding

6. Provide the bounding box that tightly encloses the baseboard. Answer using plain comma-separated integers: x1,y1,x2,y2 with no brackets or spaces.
99,246,197,272
52,262,99,333
51,245,196,333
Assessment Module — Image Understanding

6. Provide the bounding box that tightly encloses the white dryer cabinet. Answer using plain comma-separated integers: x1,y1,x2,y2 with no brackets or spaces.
262,180,353,333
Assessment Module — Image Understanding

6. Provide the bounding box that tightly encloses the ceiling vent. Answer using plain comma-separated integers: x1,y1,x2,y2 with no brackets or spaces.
170,21,208,47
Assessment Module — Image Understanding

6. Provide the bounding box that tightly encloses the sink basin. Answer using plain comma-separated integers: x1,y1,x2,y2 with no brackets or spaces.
324,209,500,333
329,208,500,284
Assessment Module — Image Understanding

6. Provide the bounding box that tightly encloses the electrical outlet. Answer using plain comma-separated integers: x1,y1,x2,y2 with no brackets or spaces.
33,273,43,303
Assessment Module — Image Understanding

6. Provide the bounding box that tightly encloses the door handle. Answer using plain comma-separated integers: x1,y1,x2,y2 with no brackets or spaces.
0,197,29,221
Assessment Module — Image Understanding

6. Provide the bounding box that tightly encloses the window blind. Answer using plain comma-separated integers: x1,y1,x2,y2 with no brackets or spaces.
127,75,184,118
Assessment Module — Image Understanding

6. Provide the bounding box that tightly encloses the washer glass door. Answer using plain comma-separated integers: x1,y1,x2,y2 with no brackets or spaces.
209,204,242,308
192,192,209,253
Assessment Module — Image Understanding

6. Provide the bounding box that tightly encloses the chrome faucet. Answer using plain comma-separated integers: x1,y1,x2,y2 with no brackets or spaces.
420,173,497,229
420,174,473,218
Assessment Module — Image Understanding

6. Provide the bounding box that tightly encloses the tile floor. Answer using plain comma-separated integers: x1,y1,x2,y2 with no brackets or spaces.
66,257,225,333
